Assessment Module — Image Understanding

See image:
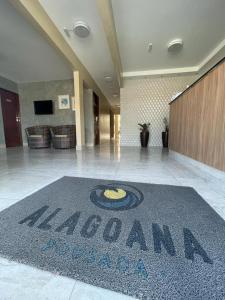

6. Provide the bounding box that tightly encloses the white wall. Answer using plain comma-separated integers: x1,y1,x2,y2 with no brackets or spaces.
99,96,110,142
121,75,196,147
0,75,18,93
83,88,94,146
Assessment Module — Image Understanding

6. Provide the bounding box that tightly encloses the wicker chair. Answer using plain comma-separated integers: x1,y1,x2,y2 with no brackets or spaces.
50,125,76,149
25,126,51,148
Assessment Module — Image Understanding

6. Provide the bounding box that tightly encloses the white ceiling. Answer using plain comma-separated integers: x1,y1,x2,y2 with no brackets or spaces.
111,0,225,73
40,0,120,106
0,1,73,83
1,0,225,107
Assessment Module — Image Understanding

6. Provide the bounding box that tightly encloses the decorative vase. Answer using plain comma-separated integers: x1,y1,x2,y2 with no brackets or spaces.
162,131,169,148
140,131,149,147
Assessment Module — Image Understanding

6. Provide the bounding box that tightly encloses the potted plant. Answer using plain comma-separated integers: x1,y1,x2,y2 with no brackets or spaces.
138,123,150,147
162,117,169,148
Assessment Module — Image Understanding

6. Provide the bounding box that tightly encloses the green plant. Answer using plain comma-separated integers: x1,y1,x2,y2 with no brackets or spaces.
138,123,150,131
163,118,169,132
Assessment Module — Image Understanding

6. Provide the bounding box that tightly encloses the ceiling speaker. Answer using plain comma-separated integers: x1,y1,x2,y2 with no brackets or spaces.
73,21,90,38
167,39,183,52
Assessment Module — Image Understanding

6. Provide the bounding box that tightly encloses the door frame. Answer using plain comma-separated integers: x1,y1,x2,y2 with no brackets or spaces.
0,87,22,147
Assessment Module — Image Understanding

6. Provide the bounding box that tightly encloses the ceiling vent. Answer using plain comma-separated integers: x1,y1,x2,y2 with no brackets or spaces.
73,21,90,38
167,39,183,52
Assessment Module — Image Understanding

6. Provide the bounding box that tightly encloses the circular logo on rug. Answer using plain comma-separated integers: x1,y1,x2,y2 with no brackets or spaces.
90,183,144,211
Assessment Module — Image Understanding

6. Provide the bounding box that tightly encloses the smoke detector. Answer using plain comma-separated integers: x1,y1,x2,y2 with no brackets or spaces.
167,39,183,52
73,21,90,38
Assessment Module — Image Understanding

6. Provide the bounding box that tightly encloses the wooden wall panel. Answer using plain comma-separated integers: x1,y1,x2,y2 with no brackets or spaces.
169,61,225,172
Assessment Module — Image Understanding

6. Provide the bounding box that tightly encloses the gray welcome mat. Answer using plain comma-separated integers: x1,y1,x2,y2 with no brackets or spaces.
0,176,225,299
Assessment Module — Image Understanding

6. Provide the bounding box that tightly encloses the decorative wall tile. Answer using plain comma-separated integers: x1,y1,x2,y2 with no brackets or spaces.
121,75,196,146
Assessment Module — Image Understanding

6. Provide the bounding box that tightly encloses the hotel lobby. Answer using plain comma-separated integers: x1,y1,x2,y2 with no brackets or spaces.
0,0,225,299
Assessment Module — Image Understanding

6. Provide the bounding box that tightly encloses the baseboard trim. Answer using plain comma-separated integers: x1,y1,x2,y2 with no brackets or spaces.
169,150,225,180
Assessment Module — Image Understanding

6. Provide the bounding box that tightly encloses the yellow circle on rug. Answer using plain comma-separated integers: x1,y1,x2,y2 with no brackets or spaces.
104,189,126,200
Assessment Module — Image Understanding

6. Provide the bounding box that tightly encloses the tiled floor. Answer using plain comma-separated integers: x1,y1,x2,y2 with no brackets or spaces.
0,144,224,300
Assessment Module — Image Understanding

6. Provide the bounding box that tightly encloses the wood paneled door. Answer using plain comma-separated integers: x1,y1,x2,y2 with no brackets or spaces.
0,89,22,147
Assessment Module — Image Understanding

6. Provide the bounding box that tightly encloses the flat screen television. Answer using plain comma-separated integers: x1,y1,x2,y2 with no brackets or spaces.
34,100,53,115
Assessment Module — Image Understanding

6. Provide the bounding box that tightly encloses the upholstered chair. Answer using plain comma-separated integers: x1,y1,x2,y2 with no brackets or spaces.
25,126,51,148
50,125,76,149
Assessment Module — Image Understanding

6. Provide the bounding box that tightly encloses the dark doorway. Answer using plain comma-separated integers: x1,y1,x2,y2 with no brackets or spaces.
0,89,22,147
110,109,114,139
93,92,100,145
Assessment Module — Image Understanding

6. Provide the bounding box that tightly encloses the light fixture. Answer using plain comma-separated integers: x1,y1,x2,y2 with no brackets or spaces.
73,21,90,38
113,94,118,98
104,76,113,82
63,21,90,38
167,39,183,52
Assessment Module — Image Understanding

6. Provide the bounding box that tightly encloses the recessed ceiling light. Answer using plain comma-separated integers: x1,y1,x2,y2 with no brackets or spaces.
104,76,113,82
73,21,90,38
167,39,183,52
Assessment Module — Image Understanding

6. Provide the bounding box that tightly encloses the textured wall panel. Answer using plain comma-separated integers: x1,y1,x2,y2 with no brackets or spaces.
121,75,196,146
18,79,75,143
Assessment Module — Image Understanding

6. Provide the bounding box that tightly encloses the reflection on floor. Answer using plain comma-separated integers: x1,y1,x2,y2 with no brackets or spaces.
0,144,224,299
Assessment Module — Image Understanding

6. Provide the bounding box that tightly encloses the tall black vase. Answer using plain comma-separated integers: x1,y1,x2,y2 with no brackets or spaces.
140,131,149,147
162,131,169,148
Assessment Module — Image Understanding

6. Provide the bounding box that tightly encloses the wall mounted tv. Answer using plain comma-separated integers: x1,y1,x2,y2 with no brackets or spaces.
34,100,53,115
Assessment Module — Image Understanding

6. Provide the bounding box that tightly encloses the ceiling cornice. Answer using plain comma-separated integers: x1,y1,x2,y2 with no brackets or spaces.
0,72,18,83
122,38,225,78
123,66,198,78
198,38,225,70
